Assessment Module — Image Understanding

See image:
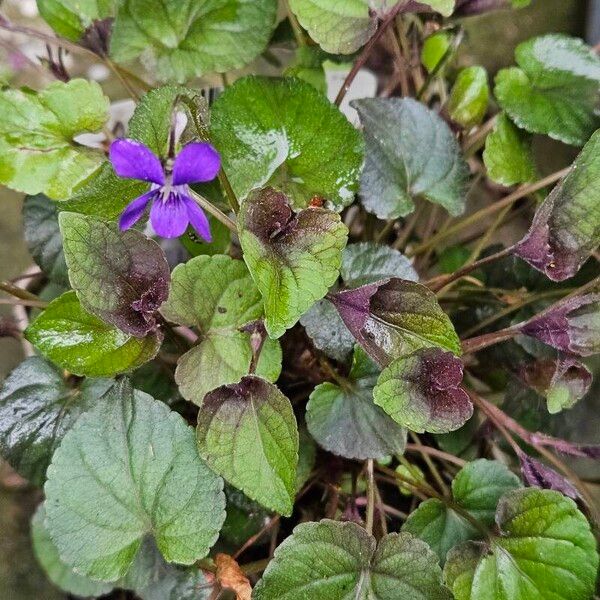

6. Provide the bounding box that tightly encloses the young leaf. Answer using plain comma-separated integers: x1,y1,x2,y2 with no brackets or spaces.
59,212,170,336
44,378,225,581
0,357,111,485
288,1,455,55
239,187,348,339
23,195,69,285
514,130,600,281
26,291,162,377
307,346,407,460
402,460,522,563
444,489,599,600
483,113,536,186
374,347,473,434
110,0,277,83
284,46,327,93
0,79,108,199
210,76,364,210
162,254,282,404
330,278,461,367
32,504,114,597
494,34,600,146
352,98,469,220
196,376,298,516
519,294,600,357
254,519,451,599
447,66,489,129
37,0,117,40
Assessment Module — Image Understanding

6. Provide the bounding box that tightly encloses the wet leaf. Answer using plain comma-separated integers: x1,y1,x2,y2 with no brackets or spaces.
197,376,298,515
239,187,348,338
353,98,469,219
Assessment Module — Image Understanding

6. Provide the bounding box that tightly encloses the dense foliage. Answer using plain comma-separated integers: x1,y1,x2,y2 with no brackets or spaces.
1,0,600,598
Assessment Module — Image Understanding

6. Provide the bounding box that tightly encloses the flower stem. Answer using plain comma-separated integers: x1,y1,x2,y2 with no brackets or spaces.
461,325,519,354
188,189,237,234
0,280,43,303
365,459,375,535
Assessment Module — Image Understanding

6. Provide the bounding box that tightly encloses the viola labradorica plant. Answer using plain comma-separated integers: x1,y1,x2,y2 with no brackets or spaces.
1,1,600,599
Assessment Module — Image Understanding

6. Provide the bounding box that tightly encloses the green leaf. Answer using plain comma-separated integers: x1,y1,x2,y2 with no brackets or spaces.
422,32,452,73
162,255,282,404
296,427,316,492
307,346,407,459
483,114,536,186
23,195,68,285
495,34,600,146
402,460,522,563
211,76,364,210
0,357,110,485
330,278,462,367
444,488,599,600
341,242,418,287
239,187,348,339
44,378,225,581
514,129,600,281
110,0,277,83
37,0,116,40
374,348,473,434
26,291,162,377
289,0,454,55
284,46,327,93
59,212,170,336
352,98,469,219
197,376,298,516
0,79,108,199
32,504,115,597
254,519,451,599
448,66,489,129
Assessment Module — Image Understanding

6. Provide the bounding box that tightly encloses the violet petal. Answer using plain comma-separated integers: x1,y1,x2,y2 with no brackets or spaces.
110,138,165,184
172,142,221,185
150,193,189,238
183,194,212,242
118,189,157,231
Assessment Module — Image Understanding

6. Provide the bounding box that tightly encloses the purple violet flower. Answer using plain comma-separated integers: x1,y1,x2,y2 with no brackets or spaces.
109,138,221,240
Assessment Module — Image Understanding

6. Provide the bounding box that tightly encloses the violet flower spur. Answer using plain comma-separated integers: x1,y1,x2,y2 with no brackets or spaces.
109,138,221,240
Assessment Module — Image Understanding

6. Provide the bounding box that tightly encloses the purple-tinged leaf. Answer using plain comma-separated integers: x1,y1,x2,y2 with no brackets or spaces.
330,278,461,367
527,434,600,460
514,130,600,281
374,348,473,434
455,0,529,15
59,212,170,337
519,294,600,357
520,355,592,414
518,451,578,500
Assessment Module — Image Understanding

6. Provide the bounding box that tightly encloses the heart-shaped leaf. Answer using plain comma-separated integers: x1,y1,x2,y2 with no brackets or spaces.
37,0,117,40
0,79,108,199
162,254,282,404
23,195,69,285
307,346,407,459
444,488,598,599
330,278,461,367
59,212,170,336
374,347,473,434
239,187,348,339
26,291,162,377
254,519,451,599
483,114,536,186
0,357,112,485
495,35,600,146
197,376,298,515
45,378,225,581
514,130,600,281
352,98,469,219
110,0,277,83
402,460,522,563
211,77,364,210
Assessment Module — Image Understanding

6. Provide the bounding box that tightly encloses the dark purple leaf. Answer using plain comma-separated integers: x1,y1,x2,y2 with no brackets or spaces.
80,18,113,56
519,294,600,357
329,278,461,367
455,0,514,15
514,131,600,281
518,451,578,500
374,348,473,434
59,212,170,336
